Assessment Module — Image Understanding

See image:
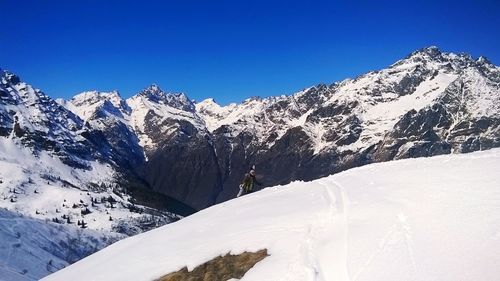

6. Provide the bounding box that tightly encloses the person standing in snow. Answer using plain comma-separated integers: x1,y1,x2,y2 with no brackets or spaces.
237,165,262,197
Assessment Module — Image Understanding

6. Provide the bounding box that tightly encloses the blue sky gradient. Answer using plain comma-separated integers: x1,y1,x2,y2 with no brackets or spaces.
1,0,499,104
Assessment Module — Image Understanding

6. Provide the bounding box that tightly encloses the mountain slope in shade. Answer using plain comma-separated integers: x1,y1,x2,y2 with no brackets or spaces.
43,148,500,281
59,90,145,168
63,84,221,210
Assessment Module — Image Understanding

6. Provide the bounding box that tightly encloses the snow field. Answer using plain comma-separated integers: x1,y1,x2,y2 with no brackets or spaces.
44,148,500,281
0,137,145,233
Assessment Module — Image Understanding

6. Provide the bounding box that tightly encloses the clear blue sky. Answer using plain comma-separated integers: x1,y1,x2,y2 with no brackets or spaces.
1,0,499,105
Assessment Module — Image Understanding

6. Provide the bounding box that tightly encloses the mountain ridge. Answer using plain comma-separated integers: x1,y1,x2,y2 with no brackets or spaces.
2,46,499,212
52,46,500,210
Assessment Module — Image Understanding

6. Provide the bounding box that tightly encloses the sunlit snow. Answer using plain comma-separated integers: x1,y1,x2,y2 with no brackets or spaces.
44,148,500,281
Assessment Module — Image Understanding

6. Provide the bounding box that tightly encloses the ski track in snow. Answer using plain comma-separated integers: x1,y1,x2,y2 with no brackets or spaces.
320,179,350,281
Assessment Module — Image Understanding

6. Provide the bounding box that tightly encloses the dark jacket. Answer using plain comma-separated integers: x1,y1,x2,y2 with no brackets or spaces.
241,172,261,193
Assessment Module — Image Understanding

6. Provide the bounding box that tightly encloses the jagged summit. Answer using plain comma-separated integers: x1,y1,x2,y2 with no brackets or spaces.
412,45,442,56
138,83,164,100
477,55,491,64
72,90,122,102
0,68,21,84
135,84,195,112
66,90,130,121
407,46,482,63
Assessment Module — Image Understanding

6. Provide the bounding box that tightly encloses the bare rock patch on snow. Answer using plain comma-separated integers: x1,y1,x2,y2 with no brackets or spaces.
156,249,268,281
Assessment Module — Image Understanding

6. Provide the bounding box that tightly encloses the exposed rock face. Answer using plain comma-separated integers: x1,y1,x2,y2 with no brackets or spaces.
142,133,222,209
61,84,215,210
0,70,114,170
157,249,268,281
63,90,145,169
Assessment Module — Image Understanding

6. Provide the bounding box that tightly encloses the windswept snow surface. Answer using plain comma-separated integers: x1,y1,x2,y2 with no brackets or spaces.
44,149,500,281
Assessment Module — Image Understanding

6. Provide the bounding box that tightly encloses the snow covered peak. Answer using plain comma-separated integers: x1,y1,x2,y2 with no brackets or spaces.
146,83,161,92
136,84,195,112
197,97,218,106
72,90,122,105
0,68,21,85
477,56,492,65
67,90,130,121
0,68,137,171
0,69,84,139
195,98,221,113
412,45,442,57
396,46,496,74
122,86,206,151
138,84,163,101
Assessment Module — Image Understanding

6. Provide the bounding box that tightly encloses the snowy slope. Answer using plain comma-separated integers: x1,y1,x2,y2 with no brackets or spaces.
44,148,500,281
0,208,122,281
59,90,129,124
0,137,147,233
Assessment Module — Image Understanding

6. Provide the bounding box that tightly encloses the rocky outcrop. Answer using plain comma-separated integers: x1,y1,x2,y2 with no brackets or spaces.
142,133,222,210
157,249,268,281
0,70,113,170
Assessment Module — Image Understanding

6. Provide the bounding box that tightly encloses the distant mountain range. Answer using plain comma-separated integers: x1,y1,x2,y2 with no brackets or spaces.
1,46,499,279
64,46,500,210
2,46,500,213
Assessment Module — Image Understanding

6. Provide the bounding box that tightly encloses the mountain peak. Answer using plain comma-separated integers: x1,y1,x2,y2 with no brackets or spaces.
0,68,21,85
135,84,195,112
477,55,492,65
198,98,218,106
409,46,442,59
71,90,123,106
138,84,167,102
145,83,162,93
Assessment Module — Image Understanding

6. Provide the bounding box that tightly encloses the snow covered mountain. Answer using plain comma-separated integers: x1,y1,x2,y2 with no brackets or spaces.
1,46,499,279
193,47,500,207
0,68,182,228
0,69,108,170
0,69,186,280
43,148,500,281
65,46,500,210
59,90,144,168
62,84,219,210
57,47,500,211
